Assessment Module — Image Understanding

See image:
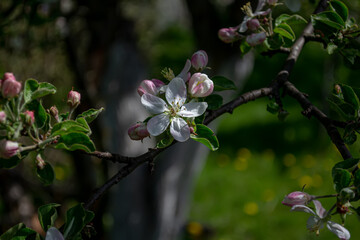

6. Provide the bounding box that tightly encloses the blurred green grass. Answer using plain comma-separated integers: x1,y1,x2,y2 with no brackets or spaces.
188,99,360,240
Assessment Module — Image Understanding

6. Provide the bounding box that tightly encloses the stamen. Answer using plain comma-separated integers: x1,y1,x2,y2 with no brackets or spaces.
241,2,253,17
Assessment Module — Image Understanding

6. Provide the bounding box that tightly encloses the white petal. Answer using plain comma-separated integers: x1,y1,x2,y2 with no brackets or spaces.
170,117,190,142
178,102,208,117
239,18,249,32
176,59,191,81
45,227,64,240
313,200,327,218
290,204,316,215
166,77,187,108
306,216,323,232
327,221,351,240
147,113,170,136
141,93,168,114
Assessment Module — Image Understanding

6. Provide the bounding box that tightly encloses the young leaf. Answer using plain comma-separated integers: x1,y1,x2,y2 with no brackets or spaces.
55,132,96,153
267,102,280,114
332,168,351,193
354,170,360,189
341,84,360,112
36,162,55,185
0,155,22,169
240,40,252,56
24,79,56,104
51,120,91,137
156,133,174,148
76,107,104,124
0,223,26,240
332,158,359,178
311,11,345,30
274,23,296,41
326,42,338,55
38,203,61,232
26,100,47,129
211,76,237,91
205,94,223,110
328,99,356,121
190,124,219,151
63,203,94,240
264,33,284,50
330,0,348,22
275,14,307,27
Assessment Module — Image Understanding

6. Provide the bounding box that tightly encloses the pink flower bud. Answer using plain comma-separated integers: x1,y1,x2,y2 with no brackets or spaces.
282,191,313,207
188,73,214,98
246,19,260,31
67,90,81,108
24,110,35,125
2,77,22,98
334,84,342,94
137,79,165,96
0,111,6,124
128,122,150,141
191,50,208,71
246,32,267,46
49,106,60,122
0,139,19,159
36,154,46,170
218,27,239,43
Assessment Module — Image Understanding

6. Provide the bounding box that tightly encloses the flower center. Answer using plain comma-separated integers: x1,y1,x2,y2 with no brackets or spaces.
241,2,253,17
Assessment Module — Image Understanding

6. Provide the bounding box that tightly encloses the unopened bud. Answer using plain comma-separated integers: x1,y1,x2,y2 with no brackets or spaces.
0,139,19,159
246,32,267,46
218,27,239,43
191,50,208,71
36,154,46,170
137,79,165,96
49,106,59,122
67,90,81,108
2,75,22,98
334,84,342,94
246,19,260,31
282,191,313,207
188,73,214,98
24,110,35,125
0,111,6,124
128,122,150,141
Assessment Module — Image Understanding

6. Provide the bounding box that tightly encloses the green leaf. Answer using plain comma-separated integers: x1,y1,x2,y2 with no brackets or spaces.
330,0,348,22
354,170,360,189
328,99,356,121
240,40,252,56
24,79,56,104
273,23,295,41
76,108,104,124
205,94,223,110
55,132,96,153
264,33,284,50
327,42,338,55
341,84,360,111
343,129,357,145
156,133,174,148
311,11,345,30
332,168,352,192
26,100,47,129
332,158,359,178
63,203,94,240
267,102,280,114
51,120,91,137
38,203,61,232
0,223,25,240
275,14,307,27
211,76,237,91
0,155,22,169
36,162,55,185
190,124,219,151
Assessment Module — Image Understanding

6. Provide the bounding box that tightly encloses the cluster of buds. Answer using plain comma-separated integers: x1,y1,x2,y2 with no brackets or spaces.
1,73,22,99
282,191,350,239
218,0,278,47
128,50,214,142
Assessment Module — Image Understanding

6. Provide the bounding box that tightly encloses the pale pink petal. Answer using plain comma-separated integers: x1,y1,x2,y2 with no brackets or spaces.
313,200,327,219
176,59,192,81
141,93,168,114
178,102,208,118
326,221,350,240
147,113,170,136
170,117,190,142
290,204,316,215
166,77,187,108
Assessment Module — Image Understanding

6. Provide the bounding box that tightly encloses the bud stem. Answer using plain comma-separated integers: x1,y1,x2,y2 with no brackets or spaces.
313,194,338,199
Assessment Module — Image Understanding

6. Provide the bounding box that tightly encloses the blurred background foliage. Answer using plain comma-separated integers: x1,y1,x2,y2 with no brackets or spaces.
1,0,360,239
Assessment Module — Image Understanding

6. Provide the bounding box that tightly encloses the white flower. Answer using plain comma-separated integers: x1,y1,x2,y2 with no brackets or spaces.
141,77,208,142
291,200,350,240
239,1,271,33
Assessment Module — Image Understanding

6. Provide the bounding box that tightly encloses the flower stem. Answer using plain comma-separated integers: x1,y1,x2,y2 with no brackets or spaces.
314,194,338,199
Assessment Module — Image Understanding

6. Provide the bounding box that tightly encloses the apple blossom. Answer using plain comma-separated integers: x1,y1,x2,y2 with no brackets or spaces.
137,79,165,96
290,200,350,240
282,191,313,207
0,139,19,159
218,27,239,43
67,89,81,108
239,1,271,33
2,76,22,98
141,77,208,142
191,50,208,71
188,73,214,98
246,32,267,46
128,122,150,141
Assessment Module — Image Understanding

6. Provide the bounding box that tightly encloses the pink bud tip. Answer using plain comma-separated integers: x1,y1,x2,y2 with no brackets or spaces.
282,191,313,207
67,90,81,108
191,50,208,71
